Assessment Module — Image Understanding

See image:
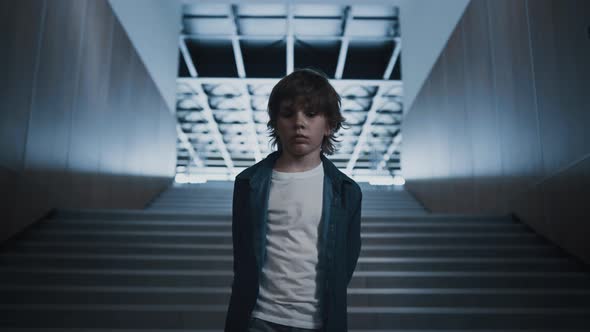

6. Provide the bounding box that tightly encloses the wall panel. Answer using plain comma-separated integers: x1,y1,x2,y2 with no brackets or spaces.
403,0,590,263
527,0,590,175
488,0,544,199
1,0,176,243
158,98,178,180
65,0,114,208
541,155,590,263
522,0,590,264
104,17,134,209
443,21,473,212
0,0,46,236
461,0,505,213
0,0,44,171
426,54,448,211
23,0,87,209
407,76,430,206
123,53,143,207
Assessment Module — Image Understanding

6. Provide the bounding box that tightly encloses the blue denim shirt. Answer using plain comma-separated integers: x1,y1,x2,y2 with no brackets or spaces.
224,151,363,332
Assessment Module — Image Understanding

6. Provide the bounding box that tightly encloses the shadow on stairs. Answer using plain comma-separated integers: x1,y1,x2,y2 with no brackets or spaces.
1,183,589,331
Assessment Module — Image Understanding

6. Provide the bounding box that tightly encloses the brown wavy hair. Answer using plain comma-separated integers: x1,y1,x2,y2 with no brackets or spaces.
267,68,346,155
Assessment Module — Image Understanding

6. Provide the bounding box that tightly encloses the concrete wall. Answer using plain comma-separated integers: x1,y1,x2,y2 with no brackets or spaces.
108,0,181,112
0,0,177,243
398,0,470,111
401,0,590,264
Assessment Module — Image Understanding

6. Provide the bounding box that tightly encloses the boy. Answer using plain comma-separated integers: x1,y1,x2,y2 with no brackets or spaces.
224,68,363,332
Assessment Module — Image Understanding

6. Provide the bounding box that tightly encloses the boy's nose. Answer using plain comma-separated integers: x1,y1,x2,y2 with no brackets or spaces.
294,112,306,127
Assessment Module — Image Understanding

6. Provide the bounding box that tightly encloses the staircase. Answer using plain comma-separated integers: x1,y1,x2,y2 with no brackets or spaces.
1,182,590,331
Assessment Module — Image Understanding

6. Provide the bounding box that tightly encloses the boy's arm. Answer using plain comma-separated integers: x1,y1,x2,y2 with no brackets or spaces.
225,179,248,332
231,179,247,275
345,191,362,285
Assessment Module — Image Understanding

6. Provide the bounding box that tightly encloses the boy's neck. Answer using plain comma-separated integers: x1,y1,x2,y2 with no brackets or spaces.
273,150,322,173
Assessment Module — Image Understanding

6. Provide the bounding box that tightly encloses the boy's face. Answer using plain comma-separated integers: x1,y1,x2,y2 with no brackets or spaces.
276,98,330,159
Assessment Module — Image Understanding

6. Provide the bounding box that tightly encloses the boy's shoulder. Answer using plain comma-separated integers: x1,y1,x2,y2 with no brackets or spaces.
339,171,362,196
235,158,267,181
321,155,361,193
234,151,280,181
234,151,361,195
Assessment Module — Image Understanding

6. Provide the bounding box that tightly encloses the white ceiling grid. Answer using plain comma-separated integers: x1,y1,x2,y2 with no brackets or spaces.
176,3,403,183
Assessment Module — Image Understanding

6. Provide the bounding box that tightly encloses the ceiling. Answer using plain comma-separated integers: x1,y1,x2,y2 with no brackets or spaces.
175,2,404,184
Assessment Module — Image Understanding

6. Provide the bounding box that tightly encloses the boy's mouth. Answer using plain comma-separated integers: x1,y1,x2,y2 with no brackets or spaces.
293,135,308,141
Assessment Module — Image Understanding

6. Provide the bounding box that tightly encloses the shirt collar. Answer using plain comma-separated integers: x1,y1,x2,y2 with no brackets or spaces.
241,150,348,188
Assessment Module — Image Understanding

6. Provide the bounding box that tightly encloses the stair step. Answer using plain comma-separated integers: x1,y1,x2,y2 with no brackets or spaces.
17,229,548,246
0,305,589,329
2,267,590,289
6,329,589,332
5,241,566,258
49,209,513,223
39,220,530,233
49,209,231,221
0,255,583,272
2,185,589,331
2,285,590,307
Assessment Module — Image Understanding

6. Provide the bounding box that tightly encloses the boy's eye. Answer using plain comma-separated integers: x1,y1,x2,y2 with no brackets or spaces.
278,110,318,118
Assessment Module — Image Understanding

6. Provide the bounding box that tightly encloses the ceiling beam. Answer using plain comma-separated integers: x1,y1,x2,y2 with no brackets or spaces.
179,36,198,78
176,124,205,168
182,33,396,42
238,84,263,162
334,6,352,79
176,37,205,170
383,37,401,80
229,5,246,78
178,77,402,88
286,2,294,74
377,130,402,171
345,85,387,173
188,82,236,174
228,6,262,162
182,160,401,170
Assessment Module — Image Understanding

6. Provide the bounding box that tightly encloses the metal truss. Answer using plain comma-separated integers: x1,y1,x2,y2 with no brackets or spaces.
176,2,403,183
334,6,353,80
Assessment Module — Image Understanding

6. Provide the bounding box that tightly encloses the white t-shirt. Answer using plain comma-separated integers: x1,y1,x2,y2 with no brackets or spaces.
250,162,325,329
